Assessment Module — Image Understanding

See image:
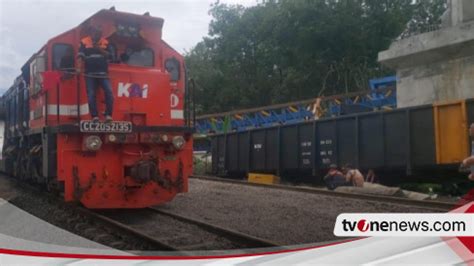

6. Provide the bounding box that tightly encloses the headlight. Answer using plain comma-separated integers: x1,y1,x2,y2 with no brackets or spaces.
161,134,169,142
172,136,186,150
84,135,102,151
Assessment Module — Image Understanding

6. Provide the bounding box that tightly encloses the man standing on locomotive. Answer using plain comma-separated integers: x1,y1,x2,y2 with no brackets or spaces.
77,25,114,123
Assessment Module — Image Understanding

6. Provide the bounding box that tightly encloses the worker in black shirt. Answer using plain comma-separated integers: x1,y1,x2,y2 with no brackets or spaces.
77,25,114,123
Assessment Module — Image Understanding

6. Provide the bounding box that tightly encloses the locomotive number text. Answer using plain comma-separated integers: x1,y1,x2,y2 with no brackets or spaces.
80,121,133,133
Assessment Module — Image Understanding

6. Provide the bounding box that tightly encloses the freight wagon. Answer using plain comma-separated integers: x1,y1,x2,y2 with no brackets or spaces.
211,100,473,182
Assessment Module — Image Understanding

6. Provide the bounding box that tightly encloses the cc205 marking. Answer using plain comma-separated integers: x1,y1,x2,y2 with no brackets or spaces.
80,120,133,133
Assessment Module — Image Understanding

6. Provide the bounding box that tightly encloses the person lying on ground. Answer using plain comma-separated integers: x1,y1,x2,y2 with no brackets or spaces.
343,164,364,187
324,164,348,190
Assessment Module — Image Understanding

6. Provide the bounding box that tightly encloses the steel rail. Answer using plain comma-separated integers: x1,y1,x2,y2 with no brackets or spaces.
1,173,280,252
0,173,178,252
191,175,458,211
148,207,282,249
78,207,179,252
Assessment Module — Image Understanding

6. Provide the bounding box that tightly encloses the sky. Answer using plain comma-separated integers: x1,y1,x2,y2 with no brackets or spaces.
0,0,257,92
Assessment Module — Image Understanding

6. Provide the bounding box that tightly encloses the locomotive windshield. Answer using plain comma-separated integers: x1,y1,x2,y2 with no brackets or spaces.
106,25,155,68
119,47,154,67
53,43,74,70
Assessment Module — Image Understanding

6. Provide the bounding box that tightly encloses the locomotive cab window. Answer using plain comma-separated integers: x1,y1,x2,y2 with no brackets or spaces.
30,50,46,95
53,44,74,71
165,57,180,82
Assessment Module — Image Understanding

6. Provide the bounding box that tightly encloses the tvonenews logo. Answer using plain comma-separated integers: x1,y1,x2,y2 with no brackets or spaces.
334,214,474,237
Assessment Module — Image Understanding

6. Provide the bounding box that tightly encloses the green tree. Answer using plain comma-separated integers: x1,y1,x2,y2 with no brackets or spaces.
186,0,446,114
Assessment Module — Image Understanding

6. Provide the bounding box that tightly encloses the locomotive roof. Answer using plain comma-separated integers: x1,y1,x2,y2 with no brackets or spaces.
80,8,164,29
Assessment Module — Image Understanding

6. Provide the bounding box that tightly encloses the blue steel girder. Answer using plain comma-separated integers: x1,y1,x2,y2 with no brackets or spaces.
195,76,398,134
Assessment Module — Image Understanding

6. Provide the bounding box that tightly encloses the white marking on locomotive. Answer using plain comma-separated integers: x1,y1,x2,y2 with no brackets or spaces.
118,82,130,97
117,82,148,98
171,93,179,108
45,104,89,116
171,110,183,119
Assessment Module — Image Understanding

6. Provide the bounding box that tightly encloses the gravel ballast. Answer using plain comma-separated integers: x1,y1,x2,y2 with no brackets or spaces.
101,209,250,250
156,178,442,246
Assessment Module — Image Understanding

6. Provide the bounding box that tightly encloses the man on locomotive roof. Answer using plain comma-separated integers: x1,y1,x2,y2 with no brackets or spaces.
77,25,114,123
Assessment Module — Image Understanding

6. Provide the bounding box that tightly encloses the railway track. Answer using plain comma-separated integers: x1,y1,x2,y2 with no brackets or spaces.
0,174,174,252
2,171,458,254
191,175,458,211
0,173,280,252
97,207,280,252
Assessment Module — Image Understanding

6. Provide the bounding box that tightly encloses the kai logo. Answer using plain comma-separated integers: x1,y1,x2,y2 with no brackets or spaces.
118,82,149,98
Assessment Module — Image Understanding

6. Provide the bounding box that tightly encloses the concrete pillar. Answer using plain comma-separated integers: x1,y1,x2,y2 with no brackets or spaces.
462,0,474,23
451,0,474,26
378,1,474,108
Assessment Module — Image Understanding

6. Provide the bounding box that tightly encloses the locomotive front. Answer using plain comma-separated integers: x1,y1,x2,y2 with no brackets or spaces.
2,9,193,208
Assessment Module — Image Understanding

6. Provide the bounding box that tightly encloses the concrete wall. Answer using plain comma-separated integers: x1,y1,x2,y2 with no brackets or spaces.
446,0,474,26
463,0,474,23
379,20,474,108
396,55,474,107
379,21,474,69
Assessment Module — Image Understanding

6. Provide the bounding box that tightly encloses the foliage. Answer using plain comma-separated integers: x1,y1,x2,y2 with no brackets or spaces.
186,0,446,114
193,154,212,175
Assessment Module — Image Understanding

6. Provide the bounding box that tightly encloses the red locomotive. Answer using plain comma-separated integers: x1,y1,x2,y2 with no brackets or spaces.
1,9,194,208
